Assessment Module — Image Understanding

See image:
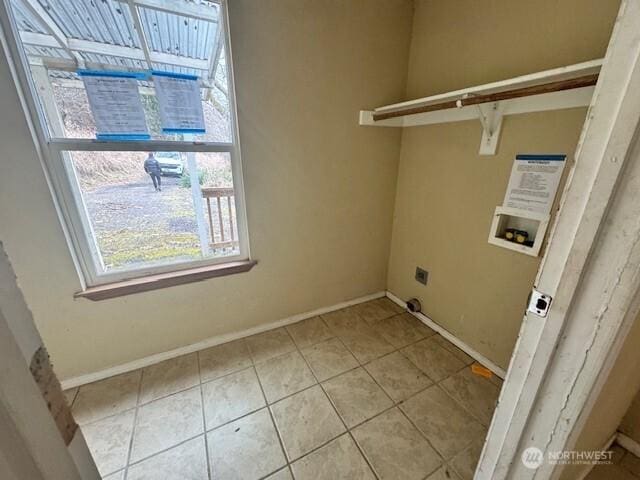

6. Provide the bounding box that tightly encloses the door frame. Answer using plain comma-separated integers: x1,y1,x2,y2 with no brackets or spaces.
0,241,100,479
476,1,640,478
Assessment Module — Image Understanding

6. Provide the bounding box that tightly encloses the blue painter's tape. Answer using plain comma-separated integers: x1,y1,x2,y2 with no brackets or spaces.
516,154,566,162
96,133,151,141
151,70,199,81
162,128,206,134
77,69,149,80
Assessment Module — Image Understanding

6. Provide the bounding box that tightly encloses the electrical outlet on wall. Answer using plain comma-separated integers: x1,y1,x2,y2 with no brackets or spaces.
415,267,428,285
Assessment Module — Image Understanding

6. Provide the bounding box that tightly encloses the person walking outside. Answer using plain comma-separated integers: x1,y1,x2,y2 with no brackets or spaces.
144,152,162,191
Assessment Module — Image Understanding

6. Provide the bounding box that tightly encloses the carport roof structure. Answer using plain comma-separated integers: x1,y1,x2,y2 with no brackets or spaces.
9,0,227,94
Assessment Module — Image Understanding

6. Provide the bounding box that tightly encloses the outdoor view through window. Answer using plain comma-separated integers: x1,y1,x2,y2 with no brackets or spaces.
57,75,239,272
69,149,238,272
5,0,245,283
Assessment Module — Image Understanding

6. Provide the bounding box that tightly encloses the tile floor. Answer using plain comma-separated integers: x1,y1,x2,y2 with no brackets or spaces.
586,444,640,480
64,297,503,480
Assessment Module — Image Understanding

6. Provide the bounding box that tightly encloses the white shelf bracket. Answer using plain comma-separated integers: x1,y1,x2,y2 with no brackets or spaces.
477,102,503,156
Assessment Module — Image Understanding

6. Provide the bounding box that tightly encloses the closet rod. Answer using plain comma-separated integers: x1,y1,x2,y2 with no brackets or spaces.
372,74,599,121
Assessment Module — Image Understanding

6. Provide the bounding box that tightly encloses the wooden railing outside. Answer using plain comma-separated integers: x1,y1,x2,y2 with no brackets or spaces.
201,187,239,251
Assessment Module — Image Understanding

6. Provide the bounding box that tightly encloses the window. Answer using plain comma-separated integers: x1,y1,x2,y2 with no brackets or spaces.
1,0,250,287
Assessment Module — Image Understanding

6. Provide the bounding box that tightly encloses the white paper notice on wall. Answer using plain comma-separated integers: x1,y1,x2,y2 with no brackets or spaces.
503,154,567,214
78,70,150,140
152,71,205,135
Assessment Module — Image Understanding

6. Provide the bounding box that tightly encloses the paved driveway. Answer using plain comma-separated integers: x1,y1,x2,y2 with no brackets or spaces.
83,176,201,270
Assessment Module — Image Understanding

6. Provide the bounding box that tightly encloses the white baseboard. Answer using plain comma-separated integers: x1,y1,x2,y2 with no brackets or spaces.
61,290,386,389
385,290,507,378
577,432,640,480
616,432,640,458
576,433,618,480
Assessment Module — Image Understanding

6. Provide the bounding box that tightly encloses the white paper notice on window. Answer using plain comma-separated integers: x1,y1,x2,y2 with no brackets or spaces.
152,71,205,135
78,70,150,140
503,154,567,214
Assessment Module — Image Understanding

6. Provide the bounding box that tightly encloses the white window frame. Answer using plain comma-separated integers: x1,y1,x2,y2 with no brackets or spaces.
0,0,251,288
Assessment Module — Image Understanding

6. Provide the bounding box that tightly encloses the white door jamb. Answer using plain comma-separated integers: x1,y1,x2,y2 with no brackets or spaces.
476,1,640,478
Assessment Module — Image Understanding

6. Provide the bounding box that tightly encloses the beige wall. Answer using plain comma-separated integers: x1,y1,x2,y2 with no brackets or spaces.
560,311,640,480
620,391,640,445
0,0,413,379
386,0,620,369
0,0,624,381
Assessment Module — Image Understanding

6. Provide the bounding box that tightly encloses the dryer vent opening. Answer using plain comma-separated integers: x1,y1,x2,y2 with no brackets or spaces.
406,298,422,313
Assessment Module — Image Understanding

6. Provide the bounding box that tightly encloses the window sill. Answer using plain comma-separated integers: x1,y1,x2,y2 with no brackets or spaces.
75,260,257,301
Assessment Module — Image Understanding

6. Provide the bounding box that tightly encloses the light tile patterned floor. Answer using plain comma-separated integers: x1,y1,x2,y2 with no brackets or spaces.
65,297,502,480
